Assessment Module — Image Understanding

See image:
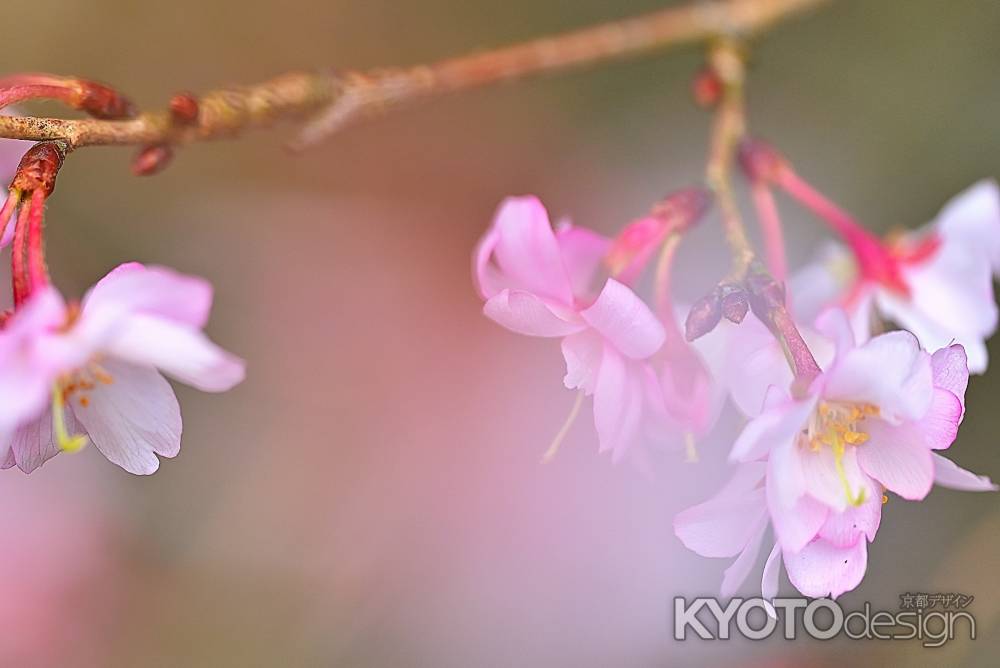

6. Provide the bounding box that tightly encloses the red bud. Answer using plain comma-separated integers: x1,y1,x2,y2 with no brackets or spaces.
738,139,788,183
77,80,136,120
131,144,174,176
691,67,723,108
11,142,65,196
169,93,200,125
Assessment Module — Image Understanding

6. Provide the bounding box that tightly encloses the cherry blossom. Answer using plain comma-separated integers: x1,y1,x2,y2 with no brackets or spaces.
0,263,244,474
474,196,671,460
675,309,995,599
792,181,1000,373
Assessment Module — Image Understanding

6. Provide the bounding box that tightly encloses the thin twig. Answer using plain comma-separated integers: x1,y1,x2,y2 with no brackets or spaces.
0,0,827,150
705,39,754,278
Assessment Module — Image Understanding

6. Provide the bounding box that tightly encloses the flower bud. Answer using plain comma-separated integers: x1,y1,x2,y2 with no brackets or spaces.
685,292,723,341
131,144,174,177
691,67,722,108
169,93,200,125
11,142,65,196
77,80,136,120
738,138,788,183
745,271,786,324
651,186,712,232
720,288,749,324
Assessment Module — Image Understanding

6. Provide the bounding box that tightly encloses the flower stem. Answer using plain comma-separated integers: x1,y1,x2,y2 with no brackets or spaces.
751,181,787,282
653,233,685,339
705,40,755,278
11,196,31,307
26,189,49,291
775,168,880,248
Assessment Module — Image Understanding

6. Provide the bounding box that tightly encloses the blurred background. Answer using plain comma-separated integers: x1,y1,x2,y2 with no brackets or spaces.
2,0,999,665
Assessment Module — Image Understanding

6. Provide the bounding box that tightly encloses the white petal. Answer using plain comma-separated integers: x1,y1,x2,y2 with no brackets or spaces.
721,517,768,598
71,360,182,475
932,453,998,492
105,315,245,392
9,410,72,474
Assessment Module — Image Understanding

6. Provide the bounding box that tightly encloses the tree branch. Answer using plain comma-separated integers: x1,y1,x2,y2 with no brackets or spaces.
0,0,827,151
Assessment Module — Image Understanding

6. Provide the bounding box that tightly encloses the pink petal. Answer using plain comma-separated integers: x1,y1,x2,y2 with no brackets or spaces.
824,330,933,423
767,431,806,509
472,227,503,299
103,315,246,392
730,388,816,462
767,448,828,553
877,291,991,374
604,216,668,286
784,537,868,599
931,344,969,410
580,279,665,359
720,517,768,598
9,410,72,474
798,443,869,513
788,242,856,324
919,388,963,450
70,360,181,475
857,420,935,500
935,179,1000,273
674,472,768,559
83,263,214,328
761,541,783,605
932,453,998,492
660,349,720,437
561,330,604,394
716,461,768,498
0,442,14,469
592,346,643,459
483,289,585,338
817,479,883,547
483,196,574,305
814,307,856,356
0,288,69,433
555,223,611,298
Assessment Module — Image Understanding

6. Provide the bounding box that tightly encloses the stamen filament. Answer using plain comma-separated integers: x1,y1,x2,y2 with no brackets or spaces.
684,431,699,463
832,441,865,507
52,384,88,453
541,390,586,463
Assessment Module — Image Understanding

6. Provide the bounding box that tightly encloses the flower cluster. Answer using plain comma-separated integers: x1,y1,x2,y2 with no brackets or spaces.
473,170,1000,600
0,139,244,475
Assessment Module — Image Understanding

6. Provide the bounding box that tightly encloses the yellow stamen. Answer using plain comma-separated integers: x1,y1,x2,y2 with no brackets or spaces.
52,384,88,453
881,494,889,505
541,390,585,463
843,430,869,445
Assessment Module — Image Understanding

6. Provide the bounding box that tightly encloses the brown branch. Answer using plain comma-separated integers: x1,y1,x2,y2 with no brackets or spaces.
0,0,828,151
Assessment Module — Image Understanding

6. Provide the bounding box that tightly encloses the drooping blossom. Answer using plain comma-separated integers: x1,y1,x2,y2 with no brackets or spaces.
604,189,726,454
675,309,995,599
788,179,1000,373
474,195,671,460
0,262,245,474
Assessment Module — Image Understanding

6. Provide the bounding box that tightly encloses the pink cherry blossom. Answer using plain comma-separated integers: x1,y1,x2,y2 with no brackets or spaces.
675,309,995,600
474,196,671,460
792,180,1000,372
0,262,245,474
